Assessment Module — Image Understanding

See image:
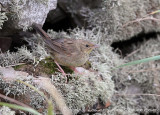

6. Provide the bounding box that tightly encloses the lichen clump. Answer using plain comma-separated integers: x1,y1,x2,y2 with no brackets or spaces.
0,106,15,115
52,72,114,114
0,12,8,29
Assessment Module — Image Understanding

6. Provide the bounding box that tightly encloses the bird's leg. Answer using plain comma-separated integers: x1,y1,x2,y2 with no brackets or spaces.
70,66,78,73
54,61,66,76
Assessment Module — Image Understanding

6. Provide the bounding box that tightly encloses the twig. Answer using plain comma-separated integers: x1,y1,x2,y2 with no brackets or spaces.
4,63,25,68
115,93,160,97
126,67,160,73
122,17,160,28
0,93,32,108
125,40,150,59
125,48,140,58
122,10,160,28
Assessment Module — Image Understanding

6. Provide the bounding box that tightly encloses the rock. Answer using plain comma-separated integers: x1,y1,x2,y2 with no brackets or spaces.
0,67,29,82
0,37,12,52
90,0,160,42
0,0,57,36
45,0,101,28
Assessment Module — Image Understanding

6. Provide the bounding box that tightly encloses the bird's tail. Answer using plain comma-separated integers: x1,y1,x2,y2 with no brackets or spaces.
32,23,51,42
32,23,61,53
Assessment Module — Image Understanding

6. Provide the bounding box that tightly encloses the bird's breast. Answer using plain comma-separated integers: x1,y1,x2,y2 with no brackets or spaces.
53,52,89,67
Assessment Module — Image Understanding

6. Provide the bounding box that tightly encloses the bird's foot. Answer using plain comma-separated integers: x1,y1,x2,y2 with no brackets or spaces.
54,61,68,83
54,61,66,76
56,68,66,76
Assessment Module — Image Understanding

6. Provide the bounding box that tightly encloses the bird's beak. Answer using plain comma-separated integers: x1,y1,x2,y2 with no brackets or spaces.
93,44,99,48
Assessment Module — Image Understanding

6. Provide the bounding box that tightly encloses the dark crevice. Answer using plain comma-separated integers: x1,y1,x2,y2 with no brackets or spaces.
8,31,31,52
43,16,76,32
43,4,78,32
111,31,160,57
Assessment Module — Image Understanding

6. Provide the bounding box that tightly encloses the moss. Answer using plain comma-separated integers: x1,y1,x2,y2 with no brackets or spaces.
39,57,73,74
39,57,57,74
12,57,73,75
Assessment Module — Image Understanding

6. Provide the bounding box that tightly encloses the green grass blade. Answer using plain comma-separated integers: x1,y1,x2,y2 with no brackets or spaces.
47,101,54,115
117,55,160,68
0,102,41,115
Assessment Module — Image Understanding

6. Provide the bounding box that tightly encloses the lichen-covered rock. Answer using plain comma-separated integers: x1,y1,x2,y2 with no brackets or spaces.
111,36,160,115
89,0,160,42
0,0,57,36
52,72,114,114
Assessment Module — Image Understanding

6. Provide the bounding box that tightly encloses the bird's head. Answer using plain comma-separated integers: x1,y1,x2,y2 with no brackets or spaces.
79,40,99,54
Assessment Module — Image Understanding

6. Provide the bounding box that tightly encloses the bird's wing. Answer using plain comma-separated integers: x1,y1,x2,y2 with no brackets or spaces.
51,38,80,56
32,23,75,55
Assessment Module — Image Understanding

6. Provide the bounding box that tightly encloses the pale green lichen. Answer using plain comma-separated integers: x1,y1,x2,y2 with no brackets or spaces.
8,0,26,20
30,93,45,110
0,51,27,67
9,0,48,18
35,0,49,5
52,72,114,114
0,106,15,115
0,39,49,67
0,12,8,29
0,36,48,111
0,75,45,111
87,0,160,42
1,0,54,31
0,76,32,96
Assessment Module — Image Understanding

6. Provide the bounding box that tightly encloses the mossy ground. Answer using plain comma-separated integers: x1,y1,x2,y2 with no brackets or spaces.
14,57,73,76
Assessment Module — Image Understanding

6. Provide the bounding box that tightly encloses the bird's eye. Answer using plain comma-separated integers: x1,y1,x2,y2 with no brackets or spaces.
85,44,89,47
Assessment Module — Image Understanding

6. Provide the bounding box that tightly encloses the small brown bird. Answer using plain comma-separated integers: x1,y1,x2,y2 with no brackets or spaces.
32,23,98,75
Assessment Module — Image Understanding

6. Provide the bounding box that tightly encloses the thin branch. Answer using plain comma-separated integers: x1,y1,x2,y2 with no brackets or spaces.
122,17,160,28
0,93,32,108
125,48,140,59
126,67,160,73
4,63,25,68
115,93,160,97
